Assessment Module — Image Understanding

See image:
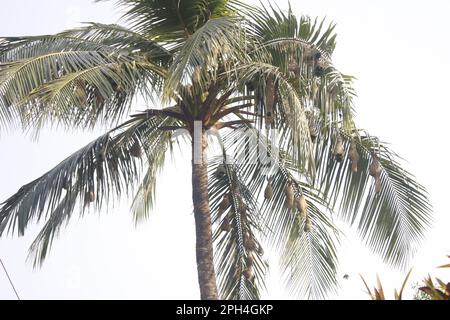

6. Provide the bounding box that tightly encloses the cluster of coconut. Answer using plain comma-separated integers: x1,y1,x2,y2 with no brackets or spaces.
334,134,382,194
264,177,312,233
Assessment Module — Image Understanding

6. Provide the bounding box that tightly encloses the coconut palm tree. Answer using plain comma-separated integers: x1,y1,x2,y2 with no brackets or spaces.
0,0,432,300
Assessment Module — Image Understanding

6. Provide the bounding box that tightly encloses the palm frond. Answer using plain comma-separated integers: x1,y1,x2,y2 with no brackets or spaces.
248,3,336,54
0,22,169,59
98,0,238,40
213,125,340,299
163,16,250,101
280,186,340,299
0,114,170,265
233,61,314,177
130,119,176,224
0,48,164,131
312,128,432,268
209,156,268,300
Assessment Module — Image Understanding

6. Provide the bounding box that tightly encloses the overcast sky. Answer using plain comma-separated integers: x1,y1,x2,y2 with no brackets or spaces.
0,0,449,300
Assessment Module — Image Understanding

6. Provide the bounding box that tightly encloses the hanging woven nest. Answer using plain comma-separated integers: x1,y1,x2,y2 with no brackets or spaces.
313,64,325,77
334,135,345,162
218,193,231,216
313,50,322,61
304,217,312,233
285,179,294,209
288,59,300,77
95,91,105,107
304,47,314,66
192,66,201,84
62,177,71,190
244,234,257,252
221,216,231,232
264,177,273,200
265,111,273,130
369,152,382,194
215,163,226,178
74,79,88,101
348,140,360,173
265,75,275,129
240,204,248,225
245,81,256,92
96,163,104,181
97,143,107,162
246,252,254,267
85,190,95,204
243,266,254,280
240,201,248,214
129,139,142,158
296,194,308,218
307,112,319,143
256,243,264,256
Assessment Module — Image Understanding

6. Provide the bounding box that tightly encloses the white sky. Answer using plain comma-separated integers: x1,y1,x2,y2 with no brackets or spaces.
0,0,449,300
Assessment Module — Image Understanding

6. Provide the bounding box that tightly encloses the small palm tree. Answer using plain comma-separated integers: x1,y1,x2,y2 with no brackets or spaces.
360,269,412,300
0,1,432,299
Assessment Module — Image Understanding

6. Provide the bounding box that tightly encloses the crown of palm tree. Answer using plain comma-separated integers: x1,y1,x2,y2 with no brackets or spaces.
0,0,432,299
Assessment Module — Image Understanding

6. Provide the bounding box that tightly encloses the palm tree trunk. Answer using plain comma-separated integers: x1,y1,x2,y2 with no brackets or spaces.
191,130,218,300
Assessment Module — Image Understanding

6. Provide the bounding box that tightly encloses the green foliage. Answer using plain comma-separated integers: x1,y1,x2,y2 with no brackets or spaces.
360,269,412,300
419,256,450,300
